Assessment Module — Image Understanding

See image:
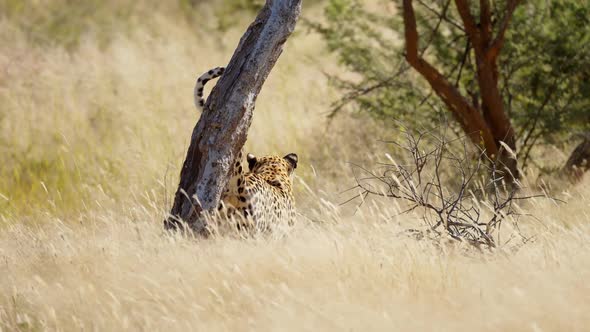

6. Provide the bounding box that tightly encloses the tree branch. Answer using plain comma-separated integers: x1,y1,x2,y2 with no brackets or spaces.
327,65,408,117
415,0,464,32
403,0,498,157
454,0,479,45
479,0,493,45
486,0,521,61
454,39,471,87
419,0,453,56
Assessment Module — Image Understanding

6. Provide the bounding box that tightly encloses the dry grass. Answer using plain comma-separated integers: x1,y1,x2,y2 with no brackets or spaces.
2,188,590,331
1,1,590,331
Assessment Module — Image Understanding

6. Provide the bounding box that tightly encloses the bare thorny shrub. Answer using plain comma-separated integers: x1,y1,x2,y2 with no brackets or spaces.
345,126,556,250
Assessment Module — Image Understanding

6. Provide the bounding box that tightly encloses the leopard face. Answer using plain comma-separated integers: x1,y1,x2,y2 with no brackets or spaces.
220,152,298,232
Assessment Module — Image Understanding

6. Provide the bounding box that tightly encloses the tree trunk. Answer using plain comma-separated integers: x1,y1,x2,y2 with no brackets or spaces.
474,52,519,180
164,0,302,234
401,0,498,158
402,0,521,183
562,134,590,182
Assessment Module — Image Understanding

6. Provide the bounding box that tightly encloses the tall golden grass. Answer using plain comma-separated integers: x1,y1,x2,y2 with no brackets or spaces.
1,1,589,330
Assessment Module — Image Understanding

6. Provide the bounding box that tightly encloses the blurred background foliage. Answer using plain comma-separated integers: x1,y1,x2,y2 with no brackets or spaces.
1,0,588,218
0,0,266,49
0,0,354,218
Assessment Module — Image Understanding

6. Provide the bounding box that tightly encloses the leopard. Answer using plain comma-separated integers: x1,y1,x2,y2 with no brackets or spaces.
194,67,298,232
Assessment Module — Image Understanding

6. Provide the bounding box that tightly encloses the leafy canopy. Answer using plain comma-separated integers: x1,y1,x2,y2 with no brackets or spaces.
318,0,590,154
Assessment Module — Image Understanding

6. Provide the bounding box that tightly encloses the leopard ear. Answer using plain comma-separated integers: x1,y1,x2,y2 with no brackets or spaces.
247,153,257,171
283,153,298,170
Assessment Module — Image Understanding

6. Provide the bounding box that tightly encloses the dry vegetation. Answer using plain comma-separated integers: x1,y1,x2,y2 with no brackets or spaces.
1,1,589,331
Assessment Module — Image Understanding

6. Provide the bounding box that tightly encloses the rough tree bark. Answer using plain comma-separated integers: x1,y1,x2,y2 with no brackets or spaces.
402,0,521,182
165,0,302,233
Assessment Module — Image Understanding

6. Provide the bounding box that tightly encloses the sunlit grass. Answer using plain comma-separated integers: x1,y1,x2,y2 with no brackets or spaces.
1,186,589,330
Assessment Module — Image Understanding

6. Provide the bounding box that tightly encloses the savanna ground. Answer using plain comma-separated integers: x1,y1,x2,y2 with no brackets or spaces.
1,1,589,331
